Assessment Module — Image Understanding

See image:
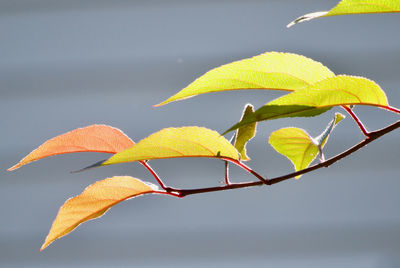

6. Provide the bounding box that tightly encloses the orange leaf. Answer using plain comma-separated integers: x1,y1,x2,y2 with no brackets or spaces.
8,124,134,171
41,176,157,250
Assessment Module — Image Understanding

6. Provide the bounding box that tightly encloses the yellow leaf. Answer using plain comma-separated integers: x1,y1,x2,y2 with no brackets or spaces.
155,52,334,106
226,75,388,133
41,176,156,250
269,75,388,108
102,126,240,166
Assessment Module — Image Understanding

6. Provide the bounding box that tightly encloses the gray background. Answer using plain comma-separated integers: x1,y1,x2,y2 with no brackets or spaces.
1,0,400,267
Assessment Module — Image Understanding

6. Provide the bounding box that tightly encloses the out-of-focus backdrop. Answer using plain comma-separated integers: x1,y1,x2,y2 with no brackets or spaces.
1,1,400,267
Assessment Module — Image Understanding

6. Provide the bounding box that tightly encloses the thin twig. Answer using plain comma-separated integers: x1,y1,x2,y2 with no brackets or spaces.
226,158,270,185
140,161,169,190
224,161,230,185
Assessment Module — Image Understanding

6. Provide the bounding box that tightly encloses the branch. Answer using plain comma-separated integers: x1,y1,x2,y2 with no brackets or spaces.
169,120,399,197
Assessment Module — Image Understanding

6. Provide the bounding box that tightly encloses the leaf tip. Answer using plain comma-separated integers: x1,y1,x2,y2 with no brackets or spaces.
154,96,176,107
40,239,51,251
7,158,29,171
334,112,346,124
153,102,163,108
7,164,20,171
221,125,237,136
286,21,296,28
71,159,107,173
287,11,328,27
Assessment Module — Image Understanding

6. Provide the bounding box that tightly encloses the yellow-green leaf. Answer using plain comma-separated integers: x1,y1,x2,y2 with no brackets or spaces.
101,127,240,166
233,104,257,161
41,176,156,251
226,75,388,133
268,75,388,107
269,128,318,179
288,0,400,27
269,113,344,179
155,52,334,106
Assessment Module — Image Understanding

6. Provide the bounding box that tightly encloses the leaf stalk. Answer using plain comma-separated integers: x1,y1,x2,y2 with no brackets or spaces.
342,106,370,137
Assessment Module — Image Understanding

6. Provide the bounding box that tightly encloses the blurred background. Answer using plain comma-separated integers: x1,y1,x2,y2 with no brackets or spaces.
1,0,400,267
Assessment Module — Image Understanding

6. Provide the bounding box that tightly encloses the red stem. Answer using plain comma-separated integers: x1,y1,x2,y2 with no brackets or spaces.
385,105,400,114
224,158,270,185
140,161,169,190
153,190,183,198
342,106,370,137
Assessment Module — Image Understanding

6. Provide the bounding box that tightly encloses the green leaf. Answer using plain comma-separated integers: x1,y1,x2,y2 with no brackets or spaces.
101,126,240,166
155,52,335,106
288,0,400,27
226,75,388,133
269,113,345,179
233,104,257,161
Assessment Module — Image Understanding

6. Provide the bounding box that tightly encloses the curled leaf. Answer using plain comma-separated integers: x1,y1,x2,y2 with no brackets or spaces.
288,0,400,27
314,113,345,147
8,125,134,171
155,52,334,106
41,176,157,250
233,104,257,161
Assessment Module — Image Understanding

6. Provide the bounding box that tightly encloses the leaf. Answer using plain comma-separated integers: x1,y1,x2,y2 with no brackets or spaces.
226,75,388,133
41,176,157,251
268,113,345,179
100,126,240,167
8,124,134,171
314,113,346,147
233,104,257,161
269,128,318,179
288,0,400,27
155,52,335,106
